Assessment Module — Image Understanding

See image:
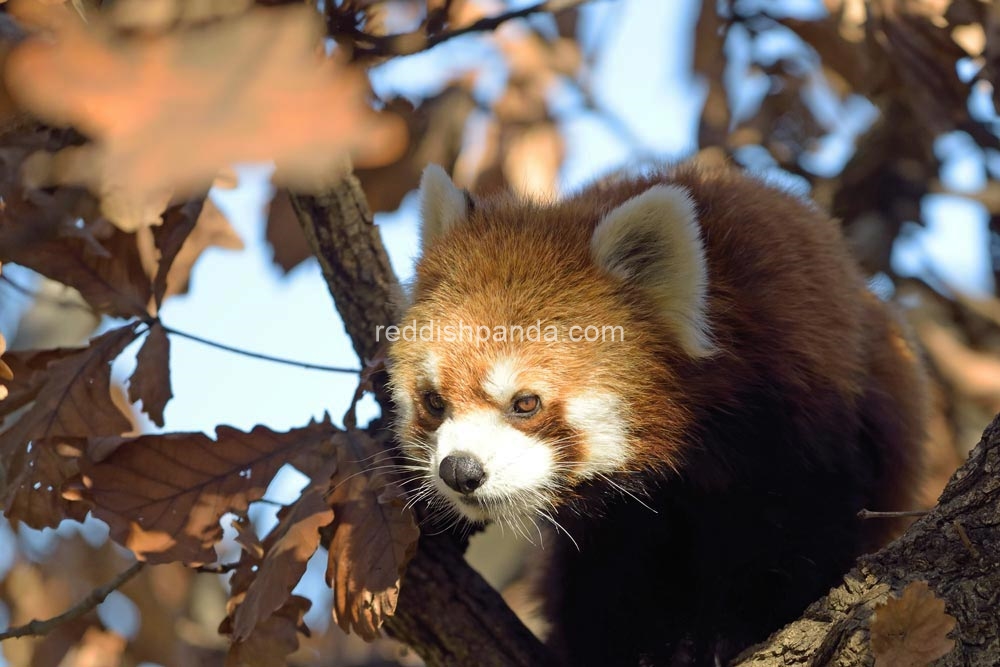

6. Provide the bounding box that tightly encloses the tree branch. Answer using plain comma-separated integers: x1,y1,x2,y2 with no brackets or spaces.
288,167,402,414
734,413,1000,666
388,534,554,667
0,561,145,642
342,0,597,61
289,170,554,666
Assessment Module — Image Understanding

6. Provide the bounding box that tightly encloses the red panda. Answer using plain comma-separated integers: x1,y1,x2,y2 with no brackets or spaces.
386,162,927,666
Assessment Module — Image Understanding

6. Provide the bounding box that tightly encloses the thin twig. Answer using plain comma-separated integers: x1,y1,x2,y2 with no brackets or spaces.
193,561,241,574
348,0,599,59
0,561,145,642
1,274,359,374
857,509,930,520
159,323,359,374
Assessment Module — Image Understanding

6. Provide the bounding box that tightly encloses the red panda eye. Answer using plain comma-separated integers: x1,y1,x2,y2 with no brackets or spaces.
511,394,540,416
422,391,446,416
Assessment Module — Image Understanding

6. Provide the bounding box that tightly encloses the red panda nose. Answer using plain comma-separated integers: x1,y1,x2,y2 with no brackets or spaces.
439,454,486,495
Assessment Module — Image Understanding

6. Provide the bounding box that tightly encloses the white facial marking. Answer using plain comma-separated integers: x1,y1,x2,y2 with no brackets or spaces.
564,392,628,477
432,409,554,521
483,356,521,404
422,353,441,388
391,383,414,428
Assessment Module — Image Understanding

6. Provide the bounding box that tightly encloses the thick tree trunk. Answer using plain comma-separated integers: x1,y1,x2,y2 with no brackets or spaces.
292,171,1000,667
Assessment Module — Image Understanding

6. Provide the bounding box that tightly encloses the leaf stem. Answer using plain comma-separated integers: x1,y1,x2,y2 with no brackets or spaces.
0,275,360,375
857,509,931,519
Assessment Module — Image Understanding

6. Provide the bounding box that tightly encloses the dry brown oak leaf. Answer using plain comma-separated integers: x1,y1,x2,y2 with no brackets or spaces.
326,430,419,641
127,322,172,428
79,420,336,564
222,481,337,665
870,580,957,667
144,198,244,306
0,220,153,319
221,594,312,667
3,2,407,229
230,486,334,642
0,325,140,528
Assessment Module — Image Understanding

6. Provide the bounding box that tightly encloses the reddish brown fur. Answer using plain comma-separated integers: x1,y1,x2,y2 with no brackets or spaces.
389,162,928,665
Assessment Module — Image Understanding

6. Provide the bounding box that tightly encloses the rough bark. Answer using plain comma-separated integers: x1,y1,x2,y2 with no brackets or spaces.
389,534,554,667
288,171,403,392
292,168,1000,667
289,175,554,667
735,413,1000,667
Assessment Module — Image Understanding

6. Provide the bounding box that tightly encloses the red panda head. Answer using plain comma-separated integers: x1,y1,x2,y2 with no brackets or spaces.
386,165,713,530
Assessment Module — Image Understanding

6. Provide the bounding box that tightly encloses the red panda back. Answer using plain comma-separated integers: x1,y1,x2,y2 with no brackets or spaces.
574,165,924,512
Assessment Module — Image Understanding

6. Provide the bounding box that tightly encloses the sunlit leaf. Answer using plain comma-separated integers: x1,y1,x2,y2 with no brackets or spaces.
81,419,336,564
221,594,311,667
326,430,418,640
231,487,334,641
5,2,408,228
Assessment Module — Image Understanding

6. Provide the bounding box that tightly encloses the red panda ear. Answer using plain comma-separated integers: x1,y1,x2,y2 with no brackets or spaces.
419,164,469,253
591,185,715,358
